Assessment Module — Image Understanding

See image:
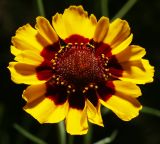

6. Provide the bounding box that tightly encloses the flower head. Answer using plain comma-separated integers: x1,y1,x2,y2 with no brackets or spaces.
8,5,154,135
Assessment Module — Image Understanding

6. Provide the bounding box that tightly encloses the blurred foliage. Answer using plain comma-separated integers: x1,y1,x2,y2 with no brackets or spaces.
0,0,160,144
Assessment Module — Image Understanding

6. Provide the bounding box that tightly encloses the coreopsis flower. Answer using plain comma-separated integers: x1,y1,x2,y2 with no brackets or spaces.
8,5,154,135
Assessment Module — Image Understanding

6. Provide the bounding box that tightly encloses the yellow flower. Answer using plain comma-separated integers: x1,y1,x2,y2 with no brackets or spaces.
8,5,154,135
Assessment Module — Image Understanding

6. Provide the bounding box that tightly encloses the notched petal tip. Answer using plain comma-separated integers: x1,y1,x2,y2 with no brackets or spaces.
111,18,128,26
122,59,154,84
86,99,104,127
112,80,142,98
36,16,45,21
94,16,109,42
15,23,32,33
111,33,133,55
104,18,131,49
22,83,46,103
66,5,88,17
10,45,22,56
35,16,59,44
66,107,88,135
8,62,44,85
23,98,67,124
52,13,60,22
52,5,97,40
90,14,97,25
11,24,32,44
121,104,142,121
131,45,146,57
11,23,47,52
100,95,142,121
142,59,155,83
115,45,146,63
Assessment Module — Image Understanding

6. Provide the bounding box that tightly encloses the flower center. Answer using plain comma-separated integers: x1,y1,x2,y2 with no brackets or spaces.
54,43,107,88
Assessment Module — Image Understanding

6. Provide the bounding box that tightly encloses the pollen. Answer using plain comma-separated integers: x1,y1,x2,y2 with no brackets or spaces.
48,35,111,93
55,42,107,88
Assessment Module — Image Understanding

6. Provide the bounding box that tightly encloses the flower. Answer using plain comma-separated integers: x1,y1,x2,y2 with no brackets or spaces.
8,5,154,135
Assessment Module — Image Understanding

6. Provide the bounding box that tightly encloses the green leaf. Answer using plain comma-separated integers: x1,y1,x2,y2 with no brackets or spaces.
94,130,118,144
13,123,47,144
57,121,66,144
36,0,45,17
112,0,138,20
141,106,160,118
101,0,109,17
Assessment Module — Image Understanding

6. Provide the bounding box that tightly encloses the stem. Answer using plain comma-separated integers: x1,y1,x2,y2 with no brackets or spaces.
36,0,45,16
102,107,111,115
141,106,160,117
13,123,47,144
101,0,109,16
57,121,66,144
15,117,33,144
93,130,118,144
84,123,93,144
112,0,138,20
68,135,74,144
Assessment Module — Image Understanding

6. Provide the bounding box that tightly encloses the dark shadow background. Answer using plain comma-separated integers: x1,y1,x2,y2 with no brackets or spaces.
0,0,160,144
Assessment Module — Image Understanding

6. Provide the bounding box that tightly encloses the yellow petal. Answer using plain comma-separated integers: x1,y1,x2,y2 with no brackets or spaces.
12,24,48,53
52,5,97,40
86,99,104,127
22,83,46,102
10,46,22,56
24,98,68,123
116,45,146,62
66,106,88,135
100,95,142,121
35,16,59,44
111,34,133,55
120,59,154,84
112,80,141,98
104,18,130,48
8,62,45,84
14,50,43,65
93,16,109,43
46,100,69,123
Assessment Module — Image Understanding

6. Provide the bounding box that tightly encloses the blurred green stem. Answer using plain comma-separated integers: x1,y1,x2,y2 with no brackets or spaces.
141,106,160,117
36,0,45,16
94,130,118,144
13,123,47,144
101,0,109,16
68,135,74,144
57,121,66,144
102,107,111,115
112,0,138,20
15,117,33,144
84,123,93,144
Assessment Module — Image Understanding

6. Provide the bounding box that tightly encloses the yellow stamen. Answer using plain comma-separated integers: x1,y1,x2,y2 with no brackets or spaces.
85,87,88,90
95,85,98,89
105,68,109,72
67,90,70,94
68,85,72,89
61,81,64,85
82,90,86,93
89,84,94,88
101,54,105,58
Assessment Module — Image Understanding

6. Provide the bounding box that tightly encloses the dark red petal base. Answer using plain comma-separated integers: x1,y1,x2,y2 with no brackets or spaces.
35,35,123,110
